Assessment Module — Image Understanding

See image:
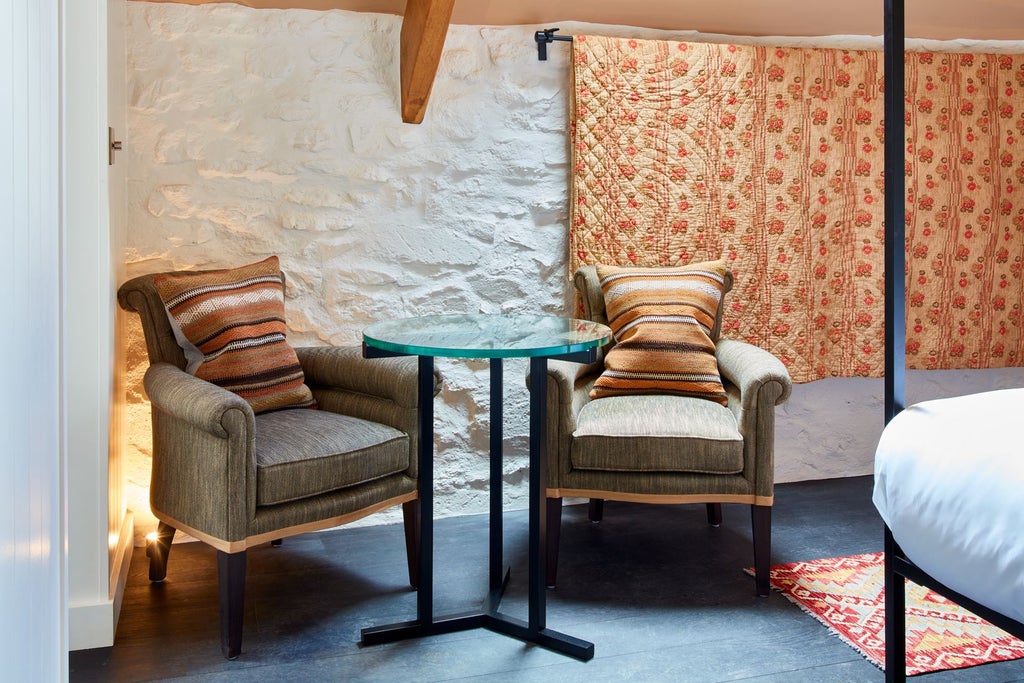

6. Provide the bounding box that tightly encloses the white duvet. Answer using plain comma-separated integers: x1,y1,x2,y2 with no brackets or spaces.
873,388,1024,625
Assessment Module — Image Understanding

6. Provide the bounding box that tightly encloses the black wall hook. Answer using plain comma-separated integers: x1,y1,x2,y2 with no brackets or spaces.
534,27,573,61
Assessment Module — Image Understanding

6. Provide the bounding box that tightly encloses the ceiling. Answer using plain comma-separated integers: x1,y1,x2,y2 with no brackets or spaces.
147,0,1024,41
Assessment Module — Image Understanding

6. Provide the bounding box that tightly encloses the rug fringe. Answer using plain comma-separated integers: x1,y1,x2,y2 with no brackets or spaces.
755,571,886,672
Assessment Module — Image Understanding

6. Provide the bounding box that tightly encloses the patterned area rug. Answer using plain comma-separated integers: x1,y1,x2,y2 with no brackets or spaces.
755,552,1024,675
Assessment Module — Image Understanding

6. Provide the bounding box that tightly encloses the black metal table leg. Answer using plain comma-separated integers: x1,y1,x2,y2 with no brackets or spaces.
417,355,435,623
489,358,507,604
519,355,594,661
361,354,436,644
528,356,547,631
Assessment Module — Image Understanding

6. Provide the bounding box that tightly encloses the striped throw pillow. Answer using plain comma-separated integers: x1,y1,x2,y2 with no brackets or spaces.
153,256,316,414
590,261,730,405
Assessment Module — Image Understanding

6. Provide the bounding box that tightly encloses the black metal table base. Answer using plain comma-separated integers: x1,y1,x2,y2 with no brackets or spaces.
360,347,596,662
361,611,594,661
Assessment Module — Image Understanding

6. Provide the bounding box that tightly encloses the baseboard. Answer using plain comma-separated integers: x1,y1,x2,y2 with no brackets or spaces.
68,511,134,651
110,511,134,637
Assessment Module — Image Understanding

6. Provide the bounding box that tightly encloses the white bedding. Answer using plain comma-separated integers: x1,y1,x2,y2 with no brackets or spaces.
873,388,1024,625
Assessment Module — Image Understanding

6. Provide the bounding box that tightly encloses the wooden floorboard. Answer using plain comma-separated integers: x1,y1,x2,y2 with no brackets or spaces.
69,476,1024,682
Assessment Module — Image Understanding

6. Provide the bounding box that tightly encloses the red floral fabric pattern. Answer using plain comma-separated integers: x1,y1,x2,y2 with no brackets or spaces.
571,35,1024,382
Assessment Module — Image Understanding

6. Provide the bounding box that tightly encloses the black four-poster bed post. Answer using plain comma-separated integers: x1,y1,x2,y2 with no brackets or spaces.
882,0,908,680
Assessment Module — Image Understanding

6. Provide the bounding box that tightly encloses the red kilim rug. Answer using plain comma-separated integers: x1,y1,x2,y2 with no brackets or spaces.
755,552,1024,676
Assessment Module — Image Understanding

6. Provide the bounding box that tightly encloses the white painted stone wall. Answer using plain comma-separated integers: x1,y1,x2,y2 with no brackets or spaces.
123,1,1024,542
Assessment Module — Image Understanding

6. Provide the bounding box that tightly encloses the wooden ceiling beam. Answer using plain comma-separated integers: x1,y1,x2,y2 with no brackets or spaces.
400,0,455,124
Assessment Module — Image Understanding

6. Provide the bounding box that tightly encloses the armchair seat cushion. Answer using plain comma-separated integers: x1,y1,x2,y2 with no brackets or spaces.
571,395,743,474
255,409,409,506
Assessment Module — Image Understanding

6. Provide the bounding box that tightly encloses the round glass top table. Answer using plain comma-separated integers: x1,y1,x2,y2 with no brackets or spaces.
362,312,610,359
360,313,610,661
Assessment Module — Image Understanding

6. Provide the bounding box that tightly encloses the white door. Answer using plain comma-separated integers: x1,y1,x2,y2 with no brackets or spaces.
0,0,65,678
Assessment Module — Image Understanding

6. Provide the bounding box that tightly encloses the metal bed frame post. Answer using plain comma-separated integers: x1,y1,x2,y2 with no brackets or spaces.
883,0,906,426
881,5,1024,680
883,2,908,679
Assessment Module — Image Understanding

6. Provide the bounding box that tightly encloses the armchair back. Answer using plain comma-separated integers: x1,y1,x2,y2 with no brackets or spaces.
118,272,188,368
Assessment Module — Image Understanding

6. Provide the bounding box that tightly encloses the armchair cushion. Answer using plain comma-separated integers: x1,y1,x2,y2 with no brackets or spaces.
255,408,409,506
571,394,744,474
153,256,316,414
590,261,731,406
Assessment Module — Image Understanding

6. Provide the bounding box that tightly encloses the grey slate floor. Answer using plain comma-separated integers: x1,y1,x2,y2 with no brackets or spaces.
70,476,1024,682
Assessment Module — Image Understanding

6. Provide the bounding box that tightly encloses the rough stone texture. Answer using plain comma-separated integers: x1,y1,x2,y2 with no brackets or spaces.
123,2,1024,543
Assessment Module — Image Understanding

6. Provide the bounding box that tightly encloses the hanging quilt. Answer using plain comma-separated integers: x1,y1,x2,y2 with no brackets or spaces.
570,34,1024,382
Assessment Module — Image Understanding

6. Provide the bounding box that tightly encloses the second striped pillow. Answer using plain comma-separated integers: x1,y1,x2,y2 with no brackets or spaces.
590,261,731,405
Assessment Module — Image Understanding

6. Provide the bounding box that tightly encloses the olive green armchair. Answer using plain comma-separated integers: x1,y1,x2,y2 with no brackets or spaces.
543,266,792,595
118,268,437,659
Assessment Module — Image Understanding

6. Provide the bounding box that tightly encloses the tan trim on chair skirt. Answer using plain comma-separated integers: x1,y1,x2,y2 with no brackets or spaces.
546,489,773,507
154,491,418,554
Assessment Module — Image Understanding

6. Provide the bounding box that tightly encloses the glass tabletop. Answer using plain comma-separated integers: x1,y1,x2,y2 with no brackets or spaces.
363,313,611,359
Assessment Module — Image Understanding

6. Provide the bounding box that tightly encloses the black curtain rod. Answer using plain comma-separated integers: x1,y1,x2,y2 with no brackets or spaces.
535,28,573,60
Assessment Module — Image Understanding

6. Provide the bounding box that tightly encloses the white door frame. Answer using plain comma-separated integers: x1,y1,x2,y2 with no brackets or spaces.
63,0,132,651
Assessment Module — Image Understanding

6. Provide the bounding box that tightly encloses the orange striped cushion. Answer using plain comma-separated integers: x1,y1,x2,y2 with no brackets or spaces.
154,256,316,414
590,261,730,405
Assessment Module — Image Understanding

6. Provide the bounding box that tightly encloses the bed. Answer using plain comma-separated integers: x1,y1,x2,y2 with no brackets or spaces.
873,388,1024,681
873,389,1024,623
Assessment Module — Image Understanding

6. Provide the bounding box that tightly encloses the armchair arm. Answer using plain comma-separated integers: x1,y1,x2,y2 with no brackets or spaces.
542,359,602,491
545,358,600,414
143,362,255,437
143,362,255,545
295,345,424,407
715,339,792,499
715,339,792,412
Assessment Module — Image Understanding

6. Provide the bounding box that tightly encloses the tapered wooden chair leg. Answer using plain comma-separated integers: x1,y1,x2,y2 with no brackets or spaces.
147,521,176,583
706,503,723,527
402,499,421,589
546,497,563,588
588,498,604,522
752,505,772,597
217,550,247,660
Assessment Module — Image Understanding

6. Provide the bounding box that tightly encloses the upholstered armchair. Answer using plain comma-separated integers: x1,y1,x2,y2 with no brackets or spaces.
118,259,437,659
543,265,792,595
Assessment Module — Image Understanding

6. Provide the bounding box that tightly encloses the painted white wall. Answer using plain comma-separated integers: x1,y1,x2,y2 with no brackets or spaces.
0,0,66,679
122,3,1024,539
65,0,133,652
